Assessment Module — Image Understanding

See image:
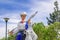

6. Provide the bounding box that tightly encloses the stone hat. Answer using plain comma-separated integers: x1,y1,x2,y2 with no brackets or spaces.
20,12,27,16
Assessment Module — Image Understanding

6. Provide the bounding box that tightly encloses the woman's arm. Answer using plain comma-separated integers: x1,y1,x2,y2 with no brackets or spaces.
8,27,19,35
28,19,31,24
8,23,20,35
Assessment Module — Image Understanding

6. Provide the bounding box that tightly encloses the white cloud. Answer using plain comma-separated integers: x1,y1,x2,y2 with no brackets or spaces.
8,19,20,24
0,12,20,22
28,1,52,25
28,0,60,25
0,23,5,39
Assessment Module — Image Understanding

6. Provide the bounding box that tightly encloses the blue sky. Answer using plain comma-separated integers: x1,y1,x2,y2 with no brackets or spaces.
0,0,60,38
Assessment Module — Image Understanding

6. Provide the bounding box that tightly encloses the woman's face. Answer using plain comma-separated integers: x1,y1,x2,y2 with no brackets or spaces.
21,15,26,20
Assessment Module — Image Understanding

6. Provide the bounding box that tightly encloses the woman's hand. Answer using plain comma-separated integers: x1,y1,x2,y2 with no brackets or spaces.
8,31,13,35
28,19,31,24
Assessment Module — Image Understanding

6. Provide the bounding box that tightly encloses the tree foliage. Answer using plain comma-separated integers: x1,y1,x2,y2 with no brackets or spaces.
46,1,59,25
33,22,60,40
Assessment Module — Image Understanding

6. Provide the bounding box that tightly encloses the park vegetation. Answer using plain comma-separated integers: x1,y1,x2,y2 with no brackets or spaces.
1,22,60,40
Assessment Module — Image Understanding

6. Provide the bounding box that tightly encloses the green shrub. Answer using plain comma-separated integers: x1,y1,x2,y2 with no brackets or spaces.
1,22,60,40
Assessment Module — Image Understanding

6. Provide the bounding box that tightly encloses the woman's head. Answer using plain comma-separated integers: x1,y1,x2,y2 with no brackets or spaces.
20,12,27,20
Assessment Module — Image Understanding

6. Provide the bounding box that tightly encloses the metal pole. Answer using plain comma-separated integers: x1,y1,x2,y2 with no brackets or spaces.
5,21,7,40
4,18,9,40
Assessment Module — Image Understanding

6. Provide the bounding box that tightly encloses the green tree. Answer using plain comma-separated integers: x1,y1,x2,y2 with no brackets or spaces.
33,22,47,40
46,1,59,25
48,22,60,40
33,22,58,40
